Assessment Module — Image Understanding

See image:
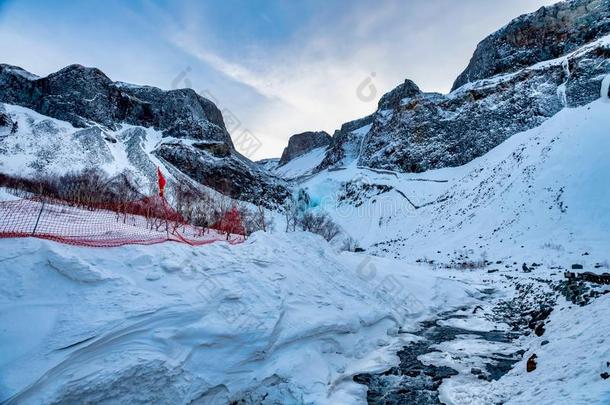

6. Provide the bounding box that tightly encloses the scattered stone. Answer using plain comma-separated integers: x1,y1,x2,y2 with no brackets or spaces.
601,372,609,380
522,263,531,273
572,264,584,270
580,272,610,285
541,340,549,346
488,269,499,273
534,323,545,337
526,354,537,372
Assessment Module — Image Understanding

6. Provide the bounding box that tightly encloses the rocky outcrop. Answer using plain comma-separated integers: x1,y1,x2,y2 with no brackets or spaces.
155,144,289,207
256,158,280,172
315,0,610,173
0,64,230,144
278,131,331,166
0,64,289,206
316,114,375,170
452,0,610,91
377,79,421,110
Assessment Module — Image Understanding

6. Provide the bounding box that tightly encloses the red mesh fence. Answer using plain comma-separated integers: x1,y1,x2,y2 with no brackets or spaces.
0,195,244,247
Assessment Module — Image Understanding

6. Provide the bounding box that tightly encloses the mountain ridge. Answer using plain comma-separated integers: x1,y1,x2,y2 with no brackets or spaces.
305,0,610,175
0,63,290,207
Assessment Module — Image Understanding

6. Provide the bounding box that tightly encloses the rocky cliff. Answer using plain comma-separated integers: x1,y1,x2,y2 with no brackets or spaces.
452,0,610,91
0,64,289,206
278,131,331,166
315,0,610,173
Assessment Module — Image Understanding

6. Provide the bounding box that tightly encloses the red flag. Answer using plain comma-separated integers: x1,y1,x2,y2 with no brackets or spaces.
157,167,166,197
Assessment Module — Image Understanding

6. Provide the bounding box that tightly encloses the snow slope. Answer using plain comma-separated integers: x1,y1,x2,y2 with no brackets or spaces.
290,98,610,405
300,99,610,265
273,146,328,179
488,294,610,404
0,232,483,404
0,103,169,189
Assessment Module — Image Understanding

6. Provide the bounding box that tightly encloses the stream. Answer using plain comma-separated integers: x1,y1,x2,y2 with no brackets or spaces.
353,295,526,404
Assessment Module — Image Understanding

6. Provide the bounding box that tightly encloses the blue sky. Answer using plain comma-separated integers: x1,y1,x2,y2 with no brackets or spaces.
0,0,555,159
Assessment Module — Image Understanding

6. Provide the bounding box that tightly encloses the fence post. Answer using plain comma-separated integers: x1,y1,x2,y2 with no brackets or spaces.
163,197,170,239
32,200,45,236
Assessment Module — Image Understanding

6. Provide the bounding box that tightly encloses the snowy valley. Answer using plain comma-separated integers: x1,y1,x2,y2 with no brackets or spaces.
1,0,610,404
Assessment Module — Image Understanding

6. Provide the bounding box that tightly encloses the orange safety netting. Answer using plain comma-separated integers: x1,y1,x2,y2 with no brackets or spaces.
0,195,244,247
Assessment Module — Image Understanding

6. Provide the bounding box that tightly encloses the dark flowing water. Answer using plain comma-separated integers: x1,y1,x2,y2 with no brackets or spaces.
353,309,523,404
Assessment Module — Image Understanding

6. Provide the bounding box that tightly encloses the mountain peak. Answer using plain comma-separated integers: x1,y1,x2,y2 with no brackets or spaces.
378,79,421,110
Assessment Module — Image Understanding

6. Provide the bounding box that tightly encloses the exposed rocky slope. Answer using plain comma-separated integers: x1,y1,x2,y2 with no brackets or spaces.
278,131,331,166
314,0,610,174
452,0,610,90
0,64,289,206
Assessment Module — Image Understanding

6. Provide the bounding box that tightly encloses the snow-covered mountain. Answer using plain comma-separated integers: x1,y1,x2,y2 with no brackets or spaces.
300,98,610,261
311,0,610,174
1,0,610,404
278,131,331,166
2,95,609,404
0,64,289,207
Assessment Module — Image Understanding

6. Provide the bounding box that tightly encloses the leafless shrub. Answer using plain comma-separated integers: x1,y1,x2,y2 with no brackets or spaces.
0,168,142,208
542,242,564,251
299,211,341,242
283,198,300,232
339,236,359,252
239,204,270,236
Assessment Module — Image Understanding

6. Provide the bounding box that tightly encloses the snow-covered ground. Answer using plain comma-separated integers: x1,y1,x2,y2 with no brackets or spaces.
1,96,609,403
0,233,485,404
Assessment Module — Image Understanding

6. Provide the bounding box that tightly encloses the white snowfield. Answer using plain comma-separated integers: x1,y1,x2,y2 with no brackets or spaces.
0,232,482,404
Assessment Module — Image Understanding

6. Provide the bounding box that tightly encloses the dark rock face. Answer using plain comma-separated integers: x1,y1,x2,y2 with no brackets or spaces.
0,64,230,144
377,79,421,110
278,131,331,166
452,0,610,91
0,111,10,128
526,354,538,372
0,105,17,135
0,64,289,206
155,144,289,207
316,114,375,170
316,0,610,173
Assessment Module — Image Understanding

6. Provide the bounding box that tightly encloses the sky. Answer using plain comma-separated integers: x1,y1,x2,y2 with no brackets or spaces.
0,0,556,160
